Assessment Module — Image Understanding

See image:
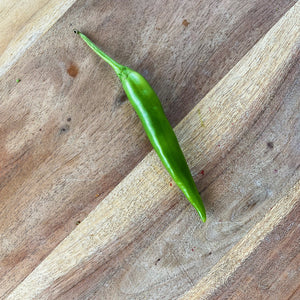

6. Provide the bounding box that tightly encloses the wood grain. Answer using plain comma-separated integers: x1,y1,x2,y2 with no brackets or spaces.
210,200,300,300
0,0,77,77
1,0,299,299
181,181,300,300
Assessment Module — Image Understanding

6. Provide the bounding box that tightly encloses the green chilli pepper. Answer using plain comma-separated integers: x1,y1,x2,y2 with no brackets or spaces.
74,30,206,222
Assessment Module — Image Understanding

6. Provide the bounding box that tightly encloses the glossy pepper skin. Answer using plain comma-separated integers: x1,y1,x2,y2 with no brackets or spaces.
75,30,206,222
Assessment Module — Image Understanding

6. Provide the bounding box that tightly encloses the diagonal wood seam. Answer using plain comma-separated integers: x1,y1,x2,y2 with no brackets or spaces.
7,2,300,299
180,180,300,300
0,0,77,78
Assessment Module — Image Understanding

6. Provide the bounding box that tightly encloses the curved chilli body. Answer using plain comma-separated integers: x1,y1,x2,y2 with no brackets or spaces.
121,69,206,222
75,30,206,222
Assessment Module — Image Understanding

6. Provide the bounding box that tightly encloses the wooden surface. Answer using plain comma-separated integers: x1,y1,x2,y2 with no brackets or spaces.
0,0,299,299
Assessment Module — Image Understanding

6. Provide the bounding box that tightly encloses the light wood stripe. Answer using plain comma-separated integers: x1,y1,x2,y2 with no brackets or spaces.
0,0,77,77
7,2,300,299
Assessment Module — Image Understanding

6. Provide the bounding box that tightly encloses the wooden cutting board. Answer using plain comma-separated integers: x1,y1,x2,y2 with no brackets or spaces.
1,1,299,299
